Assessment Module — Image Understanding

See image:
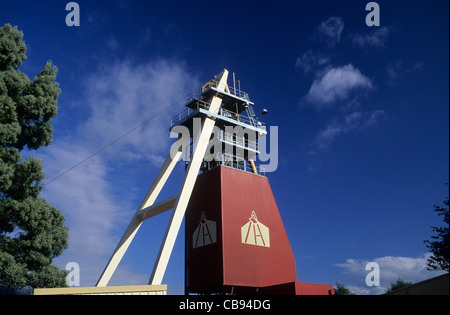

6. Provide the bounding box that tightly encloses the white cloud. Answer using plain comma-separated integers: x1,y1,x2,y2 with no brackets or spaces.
40,142,135,285
364,109,385,127
306,64,373,107
386,60,423,86
39,58,199,286
335,253,447,295
316,17,344,48
350,26,390,48
309,109,385,154
297,18,387,173
295,50,330,74
80,59,196,164
106,35,120,50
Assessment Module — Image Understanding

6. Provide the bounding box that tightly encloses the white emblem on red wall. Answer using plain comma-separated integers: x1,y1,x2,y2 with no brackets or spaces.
192,211,217,248
241,211,270,247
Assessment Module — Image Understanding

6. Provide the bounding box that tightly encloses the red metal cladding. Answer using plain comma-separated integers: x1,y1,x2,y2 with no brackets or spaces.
185,166,299,293
185,167,223,292
220,167,298,288
295,282,335,295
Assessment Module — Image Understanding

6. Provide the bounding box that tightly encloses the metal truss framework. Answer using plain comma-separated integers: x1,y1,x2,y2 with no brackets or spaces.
96,70,230,286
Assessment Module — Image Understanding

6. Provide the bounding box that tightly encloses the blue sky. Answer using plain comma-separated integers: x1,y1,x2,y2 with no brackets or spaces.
1,0,448,294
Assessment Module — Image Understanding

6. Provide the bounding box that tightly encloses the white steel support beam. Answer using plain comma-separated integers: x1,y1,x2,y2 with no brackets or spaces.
136,194,179,221
96,69,230,288
96,149,183,287
149,70,229,285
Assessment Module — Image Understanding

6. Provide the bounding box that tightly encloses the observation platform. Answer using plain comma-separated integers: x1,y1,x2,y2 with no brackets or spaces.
170,75,267,177
170,82,266,136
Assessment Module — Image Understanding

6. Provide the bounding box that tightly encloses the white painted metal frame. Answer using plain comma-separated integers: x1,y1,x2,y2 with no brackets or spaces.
96,70,229,287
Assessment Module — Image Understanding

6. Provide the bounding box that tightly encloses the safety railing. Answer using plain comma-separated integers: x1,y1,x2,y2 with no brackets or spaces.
169,99,209,128
169,99,264,129
205,80,250,101
219,107,263,128
220,130,259,151
200,152,266,177
185,80,250,105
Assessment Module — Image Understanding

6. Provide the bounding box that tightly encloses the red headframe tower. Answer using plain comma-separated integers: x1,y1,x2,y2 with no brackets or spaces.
96,70,333,295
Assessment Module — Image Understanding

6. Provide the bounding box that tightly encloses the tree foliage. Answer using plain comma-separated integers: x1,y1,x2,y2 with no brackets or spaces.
333,282,356,295
424,183,449,272
385,278,412,293
0,23,68,293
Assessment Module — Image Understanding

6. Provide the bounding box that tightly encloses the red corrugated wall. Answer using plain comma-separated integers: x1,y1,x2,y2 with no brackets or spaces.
185,166,298,292
295,282,335,295
220,167,298,288
185,167,223,292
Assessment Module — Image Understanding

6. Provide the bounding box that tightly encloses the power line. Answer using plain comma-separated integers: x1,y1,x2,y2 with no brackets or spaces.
44,93,191,186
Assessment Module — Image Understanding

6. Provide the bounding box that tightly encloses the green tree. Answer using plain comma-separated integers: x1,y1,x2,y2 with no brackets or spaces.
424,183,449,272
0,23,68,293
385,278,412,293
333,282,356,295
